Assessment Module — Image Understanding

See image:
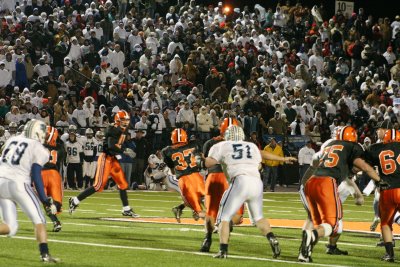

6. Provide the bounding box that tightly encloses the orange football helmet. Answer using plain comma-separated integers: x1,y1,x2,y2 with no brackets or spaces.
114,110,130,130
220,117,239,135
46,126,58,147
383,129,400,144
171,128,188,144
336,126,358,142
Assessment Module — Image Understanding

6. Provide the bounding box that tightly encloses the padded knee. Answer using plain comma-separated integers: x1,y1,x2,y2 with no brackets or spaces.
320,223,332,237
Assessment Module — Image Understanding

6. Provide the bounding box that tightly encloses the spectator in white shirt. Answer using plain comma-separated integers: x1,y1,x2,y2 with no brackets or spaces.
0,61,11,88
298,141,316,180
176,101,195,129
33,58,52,78
108,44,125,72
72,101,90,128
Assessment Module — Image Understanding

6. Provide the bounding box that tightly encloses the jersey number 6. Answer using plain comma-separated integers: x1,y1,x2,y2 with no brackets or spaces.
379,150,400,175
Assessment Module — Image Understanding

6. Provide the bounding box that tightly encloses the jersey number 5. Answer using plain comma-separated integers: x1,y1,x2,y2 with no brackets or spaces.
232,144,252,159
379,150,400,175
320,145,344,168
172,148,196,171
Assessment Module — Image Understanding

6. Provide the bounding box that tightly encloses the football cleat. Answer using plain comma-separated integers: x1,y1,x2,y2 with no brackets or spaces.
298,230,317,262
172,206,183,223
370,217,380,231
214,250,227,259
68,198,78,214
53,221,62,232
381,254,395,262
326,245,348,255
268,236,281,258
122,209,140,218
41,253,60,263
200,237,212,252
192,211,200,221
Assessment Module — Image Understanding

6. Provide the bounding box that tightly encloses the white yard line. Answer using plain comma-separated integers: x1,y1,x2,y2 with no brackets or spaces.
4,235,352,267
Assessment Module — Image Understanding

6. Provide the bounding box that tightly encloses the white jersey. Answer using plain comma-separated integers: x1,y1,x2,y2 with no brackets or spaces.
0,134,7,148
65,140,83,164
209,140,262,179
0,135,49,184
81,136,98,156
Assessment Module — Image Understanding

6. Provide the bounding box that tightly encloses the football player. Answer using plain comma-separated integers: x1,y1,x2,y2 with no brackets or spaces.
5,122,18,140
199,117,245,253
162,128,206,221
0,126,7,149
42,126,66,232
299,127,364,256
64,127,84,189
204,125,295,259
81,128,98,188
69,110,139,217
298,126,387,263
0,120,59,262
144,153,169,191
364,129,400,262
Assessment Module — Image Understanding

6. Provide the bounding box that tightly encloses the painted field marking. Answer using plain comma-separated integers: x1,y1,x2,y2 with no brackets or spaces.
3,235,352,267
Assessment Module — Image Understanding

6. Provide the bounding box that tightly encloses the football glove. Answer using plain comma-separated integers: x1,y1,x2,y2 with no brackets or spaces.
195,155,205,169
376,179,390,190
44,197,57,215
123,148,136,158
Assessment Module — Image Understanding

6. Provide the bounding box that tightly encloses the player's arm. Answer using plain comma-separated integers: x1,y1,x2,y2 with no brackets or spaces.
31,163,51,206
204,143,221,168
260,150,297,163
107,132,125,156
205,157,219,168
353,158,381,182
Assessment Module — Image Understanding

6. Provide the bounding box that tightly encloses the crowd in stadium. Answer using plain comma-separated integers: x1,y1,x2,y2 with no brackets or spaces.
0,0,400,188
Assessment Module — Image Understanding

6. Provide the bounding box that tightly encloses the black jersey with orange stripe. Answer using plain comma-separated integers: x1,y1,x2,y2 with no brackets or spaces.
43,141,66,171
162,140,202,179
313,140,364,183
103,125,126,156
203,136,224,174
365,142,400,190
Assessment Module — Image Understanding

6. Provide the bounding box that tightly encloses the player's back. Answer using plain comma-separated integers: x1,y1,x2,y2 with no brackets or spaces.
367,142,400,189
313,140,364,183
0,135,49,184
210,140,262,179
162,141,201,179
43,141,65,171
203,136,224,173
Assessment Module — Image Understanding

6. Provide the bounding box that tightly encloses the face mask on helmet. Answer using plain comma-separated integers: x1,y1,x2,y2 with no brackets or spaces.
24,119,46,144
224,125,245,141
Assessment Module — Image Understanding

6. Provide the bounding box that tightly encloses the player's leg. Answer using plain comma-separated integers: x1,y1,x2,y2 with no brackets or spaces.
166,174,186,222
178,173,205,220
246,176,280,259
379,189,398,262
14,182,59,262
70,154,110,213
83,160,90,188
371,188,381,231
66,163,76,189
299,184,314,231
214,176,247,259
110,157,139,217
0,198,17,235
42,170,62,232
75,163,84,189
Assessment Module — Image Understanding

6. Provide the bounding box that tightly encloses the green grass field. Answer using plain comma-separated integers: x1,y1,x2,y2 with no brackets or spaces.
1,191,398,267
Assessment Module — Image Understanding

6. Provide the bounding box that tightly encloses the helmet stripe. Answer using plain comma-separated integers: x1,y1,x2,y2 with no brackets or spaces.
177,129,182,142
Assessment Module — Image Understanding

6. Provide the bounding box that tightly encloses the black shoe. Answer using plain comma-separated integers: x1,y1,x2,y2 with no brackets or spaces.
381,254,395,262
268,236,281,258
172,206,183,223
53,221,62,232
68,198,78,214
41,253,60,263
326,245,348,255
200,237,212,252
122,209,140,218
214,250,227,259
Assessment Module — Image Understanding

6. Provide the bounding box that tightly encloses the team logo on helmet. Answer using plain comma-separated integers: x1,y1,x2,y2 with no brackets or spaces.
171,128,188,144
336,126,357,142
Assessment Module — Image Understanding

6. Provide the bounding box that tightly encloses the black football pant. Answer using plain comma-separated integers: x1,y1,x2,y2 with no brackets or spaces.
67,163,83,189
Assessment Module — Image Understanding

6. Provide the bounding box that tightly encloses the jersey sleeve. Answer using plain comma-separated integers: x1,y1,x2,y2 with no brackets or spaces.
350,143,365,162
161,147,174,169
32,142,50,167
208,143,222,162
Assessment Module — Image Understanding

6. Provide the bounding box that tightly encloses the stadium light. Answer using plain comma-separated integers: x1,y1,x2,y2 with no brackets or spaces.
224,6,231,13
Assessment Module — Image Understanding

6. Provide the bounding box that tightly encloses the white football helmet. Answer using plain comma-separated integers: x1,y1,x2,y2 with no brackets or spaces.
224,125,245,141
95,130,104,140
85,128,94,138
24,119,47,144
148,154,163,168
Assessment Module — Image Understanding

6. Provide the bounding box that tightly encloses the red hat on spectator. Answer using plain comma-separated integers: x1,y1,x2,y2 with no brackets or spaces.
228,62,235,68
42,98,49,104
220,22,225,28
101,62,107,67
121,84,128,90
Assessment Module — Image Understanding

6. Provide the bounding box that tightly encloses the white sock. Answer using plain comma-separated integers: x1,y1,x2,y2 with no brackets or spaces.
123,206,131,211
73,197,80,205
